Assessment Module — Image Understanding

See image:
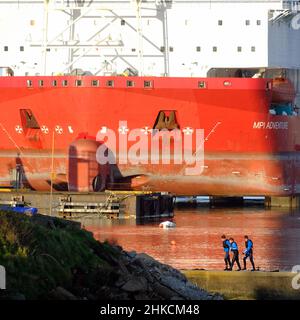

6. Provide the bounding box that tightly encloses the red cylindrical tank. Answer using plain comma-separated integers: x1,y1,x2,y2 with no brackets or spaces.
68,138,101,192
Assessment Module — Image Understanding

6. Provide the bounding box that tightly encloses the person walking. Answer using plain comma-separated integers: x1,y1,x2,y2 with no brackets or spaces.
221,235,232,271
243,235,256,271
229,237,241,271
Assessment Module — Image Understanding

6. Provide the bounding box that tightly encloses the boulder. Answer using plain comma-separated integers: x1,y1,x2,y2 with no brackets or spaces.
134,293,151,300
152,281,179,300
121,276,148,293
127,251,137,259
49,286,77,300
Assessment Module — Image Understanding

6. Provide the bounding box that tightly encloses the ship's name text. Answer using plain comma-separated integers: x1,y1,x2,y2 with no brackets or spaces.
253,121,288,130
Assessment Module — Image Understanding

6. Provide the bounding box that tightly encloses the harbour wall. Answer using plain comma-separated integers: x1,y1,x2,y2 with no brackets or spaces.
183,270,300,300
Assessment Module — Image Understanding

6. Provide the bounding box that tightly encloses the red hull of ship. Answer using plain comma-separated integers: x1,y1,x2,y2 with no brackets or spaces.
0,76,299,196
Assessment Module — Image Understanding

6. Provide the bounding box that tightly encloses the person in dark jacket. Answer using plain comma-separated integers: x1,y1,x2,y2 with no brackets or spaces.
243,235,256,271
229,237,241,271
221,234,232,270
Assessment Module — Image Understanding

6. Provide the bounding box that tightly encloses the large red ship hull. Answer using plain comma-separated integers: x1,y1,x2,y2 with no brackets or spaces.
0,76,299,196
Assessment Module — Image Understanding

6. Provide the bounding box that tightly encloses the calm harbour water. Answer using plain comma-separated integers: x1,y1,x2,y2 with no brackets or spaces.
84,207,300,271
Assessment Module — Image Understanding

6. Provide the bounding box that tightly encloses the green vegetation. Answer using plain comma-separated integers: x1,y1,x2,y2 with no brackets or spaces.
0,211,120,299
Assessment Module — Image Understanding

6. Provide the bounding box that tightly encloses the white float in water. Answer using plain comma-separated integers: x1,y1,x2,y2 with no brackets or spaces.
159,221,176,229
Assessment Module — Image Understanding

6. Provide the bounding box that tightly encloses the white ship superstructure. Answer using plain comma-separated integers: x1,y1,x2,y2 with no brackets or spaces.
0,0,300,100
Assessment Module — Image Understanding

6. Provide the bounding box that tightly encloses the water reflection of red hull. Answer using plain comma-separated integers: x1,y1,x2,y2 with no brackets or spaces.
0,75,299,195
87,209,300,271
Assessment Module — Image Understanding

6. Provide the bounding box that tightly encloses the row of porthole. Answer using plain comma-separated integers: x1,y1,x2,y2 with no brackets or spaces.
199,80,273,89
26,79,154,88
120,19,262,27
2,46,24,52
162,46,256,53
26,79,250,89
2,45,257,54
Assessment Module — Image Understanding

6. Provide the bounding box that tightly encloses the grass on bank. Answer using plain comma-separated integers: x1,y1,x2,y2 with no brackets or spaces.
0,211,120,299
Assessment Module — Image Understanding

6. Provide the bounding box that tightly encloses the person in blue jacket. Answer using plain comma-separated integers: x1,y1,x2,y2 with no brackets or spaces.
243,235,256,271
221,234,232,271
229,237,241,271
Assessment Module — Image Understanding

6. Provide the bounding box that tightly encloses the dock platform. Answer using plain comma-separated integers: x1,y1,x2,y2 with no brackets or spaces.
0,190,174,220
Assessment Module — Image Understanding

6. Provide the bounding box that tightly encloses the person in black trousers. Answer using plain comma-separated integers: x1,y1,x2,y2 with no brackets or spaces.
243,235,256,271
229,237,241,271
221,234,232,271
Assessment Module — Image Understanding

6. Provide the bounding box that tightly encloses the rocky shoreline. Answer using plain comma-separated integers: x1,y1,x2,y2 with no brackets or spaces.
0,211,222,300
49,249,223,301
82,249,222,300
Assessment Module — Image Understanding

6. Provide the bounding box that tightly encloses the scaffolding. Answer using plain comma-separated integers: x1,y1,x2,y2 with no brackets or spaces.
3,0,173,76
